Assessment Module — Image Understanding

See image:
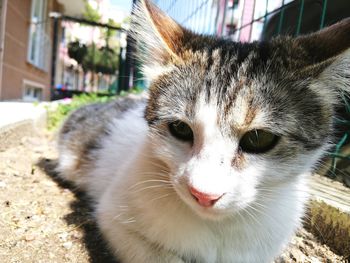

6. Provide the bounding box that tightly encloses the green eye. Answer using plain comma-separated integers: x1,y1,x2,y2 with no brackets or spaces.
168,121,193,142
239,129,279,154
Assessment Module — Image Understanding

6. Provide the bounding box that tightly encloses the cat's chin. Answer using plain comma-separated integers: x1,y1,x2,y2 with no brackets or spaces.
189,204,233,221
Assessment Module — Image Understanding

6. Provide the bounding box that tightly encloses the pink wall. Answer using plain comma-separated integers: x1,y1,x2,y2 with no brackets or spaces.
239,0,256,42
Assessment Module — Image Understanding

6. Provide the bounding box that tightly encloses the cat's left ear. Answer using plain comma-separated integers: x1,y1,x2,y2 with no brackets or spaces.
294,19,350,96
132,0,194,80
294,18,350,64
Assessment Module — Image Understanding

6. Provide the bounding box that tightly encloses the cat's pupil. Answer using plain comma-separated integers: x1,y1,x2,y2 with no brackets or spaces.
239,130,278,154
168,121,193,142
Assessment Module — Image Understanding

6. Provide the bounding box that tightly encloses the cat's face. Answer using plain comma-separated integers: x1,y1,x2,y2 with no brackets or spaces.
145,50,331,219
134,1,350,219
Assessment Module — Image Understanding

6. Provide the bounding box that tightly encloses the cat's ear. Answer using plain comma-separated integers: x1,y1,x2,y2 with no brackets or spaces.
294,18,350,64
311,48,350,102
295,19,350,97
132,0,191,80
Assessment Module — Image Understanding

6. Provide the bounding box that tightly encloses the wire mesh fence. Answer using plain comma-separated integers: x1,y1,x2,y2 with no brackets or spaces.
154,0,217,34
155,0,349,41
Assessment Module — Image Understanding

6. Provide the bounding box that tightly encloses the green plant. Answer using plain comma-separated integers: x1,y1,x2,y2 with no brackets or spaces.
119,86,144,97
68,42,119,75
68,41,87,65
95,46,119,74
304,200,350,260
83,0,101,23
46,93,115,131
46,88,144,131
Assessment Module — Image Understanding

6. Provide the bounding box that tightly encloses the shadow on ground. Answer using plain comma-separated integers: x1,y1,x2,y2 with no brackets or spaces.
37,158,118,263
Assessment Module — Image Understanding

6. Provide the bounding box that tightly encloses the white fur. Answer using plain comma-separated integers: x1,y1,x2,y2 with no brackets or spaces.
57,144,89,189
60,102,318,263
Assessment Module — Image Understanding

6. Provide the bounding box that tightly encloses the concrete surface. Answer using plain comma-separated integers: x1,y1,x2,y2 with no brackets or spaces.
0,102,47,151
309,173,350,214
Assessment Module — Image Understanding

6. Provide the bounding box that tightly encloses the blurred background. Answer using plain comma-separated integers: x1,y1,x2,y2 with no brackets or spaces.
1,0,349,102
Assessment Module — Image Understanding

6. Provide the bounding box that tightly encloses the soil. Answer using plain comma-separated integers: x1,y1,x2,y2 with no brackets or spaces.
0,131,347,263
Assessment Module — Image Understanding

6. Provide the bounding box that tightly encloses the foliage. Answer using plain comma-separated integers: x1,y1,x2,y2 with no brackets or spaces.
119,86,144,97
81,43,99,72
46,93,115,131
95,46,118,74
82,0,121,27
68,1,121,77
46,88,144,131
304,200,350,260
68,41,87,65
83,0,101,22
122,16,131,25
67,42,119,75
107,18,121,29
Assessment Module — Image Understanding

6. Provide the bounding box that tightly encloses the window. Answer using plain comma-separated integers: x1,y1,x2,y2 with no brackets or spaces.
23,80,44,102
28,0,49,70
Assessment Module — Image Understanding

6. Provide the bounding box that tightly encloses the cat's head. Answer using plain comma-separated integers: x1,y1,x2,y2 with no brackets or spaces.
133,0,350,219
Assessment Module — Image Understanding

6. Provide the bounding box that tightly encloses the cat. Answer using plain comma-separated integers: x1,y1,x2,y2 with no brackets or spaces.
56,0,350,262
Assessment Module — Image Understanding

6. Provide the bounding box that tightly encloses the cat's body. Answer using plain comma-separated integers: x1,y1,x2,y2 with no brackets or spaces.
57,1,350,262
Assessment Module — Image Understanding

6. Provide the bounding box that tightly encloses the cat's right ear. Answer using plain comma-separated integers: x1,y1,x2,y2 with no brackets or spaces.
131,0,192,80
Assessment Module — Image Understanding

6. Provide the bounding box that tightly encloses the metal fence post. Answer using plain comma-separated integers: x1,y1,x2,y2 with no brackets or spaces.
50,16,60,101
119,0,138,92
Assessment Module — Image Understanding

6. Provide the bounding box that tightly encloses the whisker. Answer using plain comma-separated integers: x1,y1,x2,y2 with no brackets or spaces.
120,217,136,224
149,193,172,203
130,184,174,194
128,179,172,190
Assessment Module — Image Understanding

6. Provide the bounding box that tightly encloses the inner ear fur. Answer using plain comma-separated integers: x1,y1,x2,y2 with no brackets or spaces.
142,0,186,58
132,0,192,67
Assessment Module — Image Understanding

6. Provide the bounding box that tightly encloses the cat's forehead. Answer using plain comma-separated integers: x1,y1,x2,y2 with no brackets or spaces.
181,37,298,75
162,41,293,101
146,41,327,144
152,43,277,115
151,67,273,134
192,93,267,136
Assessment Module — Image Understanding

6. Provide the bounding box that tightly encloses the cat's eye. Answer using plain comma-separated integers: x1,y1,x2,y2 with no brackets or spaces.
239,129,279,154
168,121,194,142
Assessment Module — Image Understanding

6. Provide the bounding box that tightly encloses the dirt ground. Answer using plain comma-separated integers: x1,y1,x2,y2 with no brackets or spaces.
0,131,347,263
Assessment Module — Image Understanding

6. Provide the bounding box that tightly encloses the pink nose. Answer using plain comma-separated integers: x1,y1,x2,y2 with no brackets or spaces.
189,186,223,207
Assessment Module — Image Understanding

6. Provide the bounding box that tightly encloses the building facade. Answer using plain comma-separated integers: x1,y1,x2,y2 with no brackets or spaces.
0,0,53,101
0,0,85,101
